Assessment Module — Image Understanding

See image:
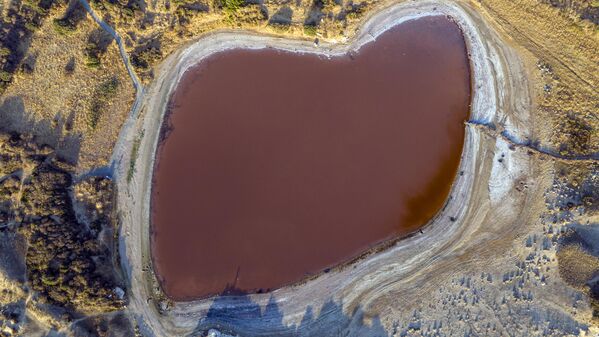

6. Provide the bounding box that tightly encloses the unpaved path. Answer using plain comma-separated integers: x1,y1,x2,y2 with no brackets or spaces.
77,0,145,170
108,1,592,336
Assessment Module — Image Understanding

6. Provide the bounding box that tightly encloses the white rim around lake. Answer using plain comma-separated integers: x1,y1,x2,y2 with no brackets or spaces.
114,1,534,335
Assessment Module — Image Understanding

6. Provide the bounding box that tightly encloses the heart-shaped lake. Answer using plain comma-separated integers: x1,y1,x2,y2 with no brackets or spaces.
151,16,471,301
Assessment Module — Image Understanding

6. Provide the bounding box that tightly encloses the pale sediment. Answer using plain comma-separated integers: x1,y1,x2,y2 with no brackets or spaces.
114,1,535,336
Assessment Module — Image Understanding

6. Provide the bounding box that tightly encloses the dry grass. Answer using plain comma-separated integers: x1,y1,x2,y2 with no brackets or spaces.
0,5,134,172
472,0,599,156
558,245,599,288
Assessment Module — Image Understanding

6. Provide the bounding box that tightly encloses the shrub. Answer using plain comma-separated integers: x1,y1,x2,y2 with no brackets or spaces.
52,18,76,35
25,22,40,32
127,131,144,183
88,77,120,129
0,47,10,57
303,24,317,36
9,149,125,313
0,70,12,82
122,7,134,17
223,0,244,13
84,54,101,68
99,77,119,96
41,275,61,286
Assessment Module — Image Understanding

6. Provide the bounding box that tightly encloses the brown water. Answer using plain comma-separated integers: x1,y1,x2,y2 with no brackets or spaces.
151,16,471,301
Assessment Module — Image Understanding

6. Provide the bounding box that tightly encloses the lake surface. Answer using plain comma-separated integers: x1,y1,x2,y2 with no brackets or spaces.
151,16,471,301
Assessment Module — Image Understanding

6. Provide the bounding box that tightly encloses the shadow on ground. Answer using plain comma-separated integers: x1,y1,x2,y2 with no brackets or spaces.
189,287,389,337
0,95,82,165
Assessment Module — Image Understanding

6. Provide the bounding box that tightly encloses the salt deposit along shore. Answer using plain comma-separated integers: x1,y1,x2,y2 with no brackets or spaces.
110,0,596,336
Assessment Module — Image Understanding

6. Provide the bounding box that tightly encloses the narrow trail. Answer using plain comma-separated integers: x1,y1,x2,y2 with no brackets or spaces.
467,121,599,163
77,0,145,177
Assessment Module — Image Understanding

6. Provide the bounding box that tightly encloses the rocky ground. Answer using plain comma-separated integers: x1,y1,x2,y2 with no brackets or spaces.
0,0,597,335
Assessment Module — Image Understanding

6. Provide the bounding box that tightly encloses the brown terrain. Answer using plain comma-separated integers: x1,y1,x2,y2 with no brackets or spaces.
0,0,597,335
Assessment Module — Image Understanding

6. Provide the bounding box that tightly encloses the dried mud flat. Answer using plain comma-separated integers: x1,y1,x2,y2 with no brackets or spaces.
113,1,597,336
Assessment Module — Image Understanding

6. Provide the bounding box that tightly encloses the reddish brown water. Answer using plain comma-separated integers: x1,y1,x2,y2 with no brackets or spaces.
151,16,471,301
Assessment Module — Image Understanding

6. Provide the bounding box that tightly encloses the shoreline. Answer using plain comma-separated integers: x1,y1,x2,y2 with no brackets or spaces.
113,1,533,335
150,15,472,302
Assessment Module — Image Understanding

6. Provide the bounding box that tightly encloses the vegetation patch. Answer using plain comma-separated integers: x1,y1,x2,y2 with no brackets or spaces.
0,0,63,93
223,0,244,13
88,77,120,130
174,0,210,25
52,0,87,35
554,112,594,157
130,36,163,79
269,6,293,26
52,17,77,35
127,130,144,184
303,24,318,36
84,28,115,68
0,134,124,314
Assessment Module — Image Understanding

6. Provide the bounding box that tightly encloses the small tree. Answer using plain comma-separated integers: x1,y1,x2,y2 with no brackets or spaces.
0,70,11,82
